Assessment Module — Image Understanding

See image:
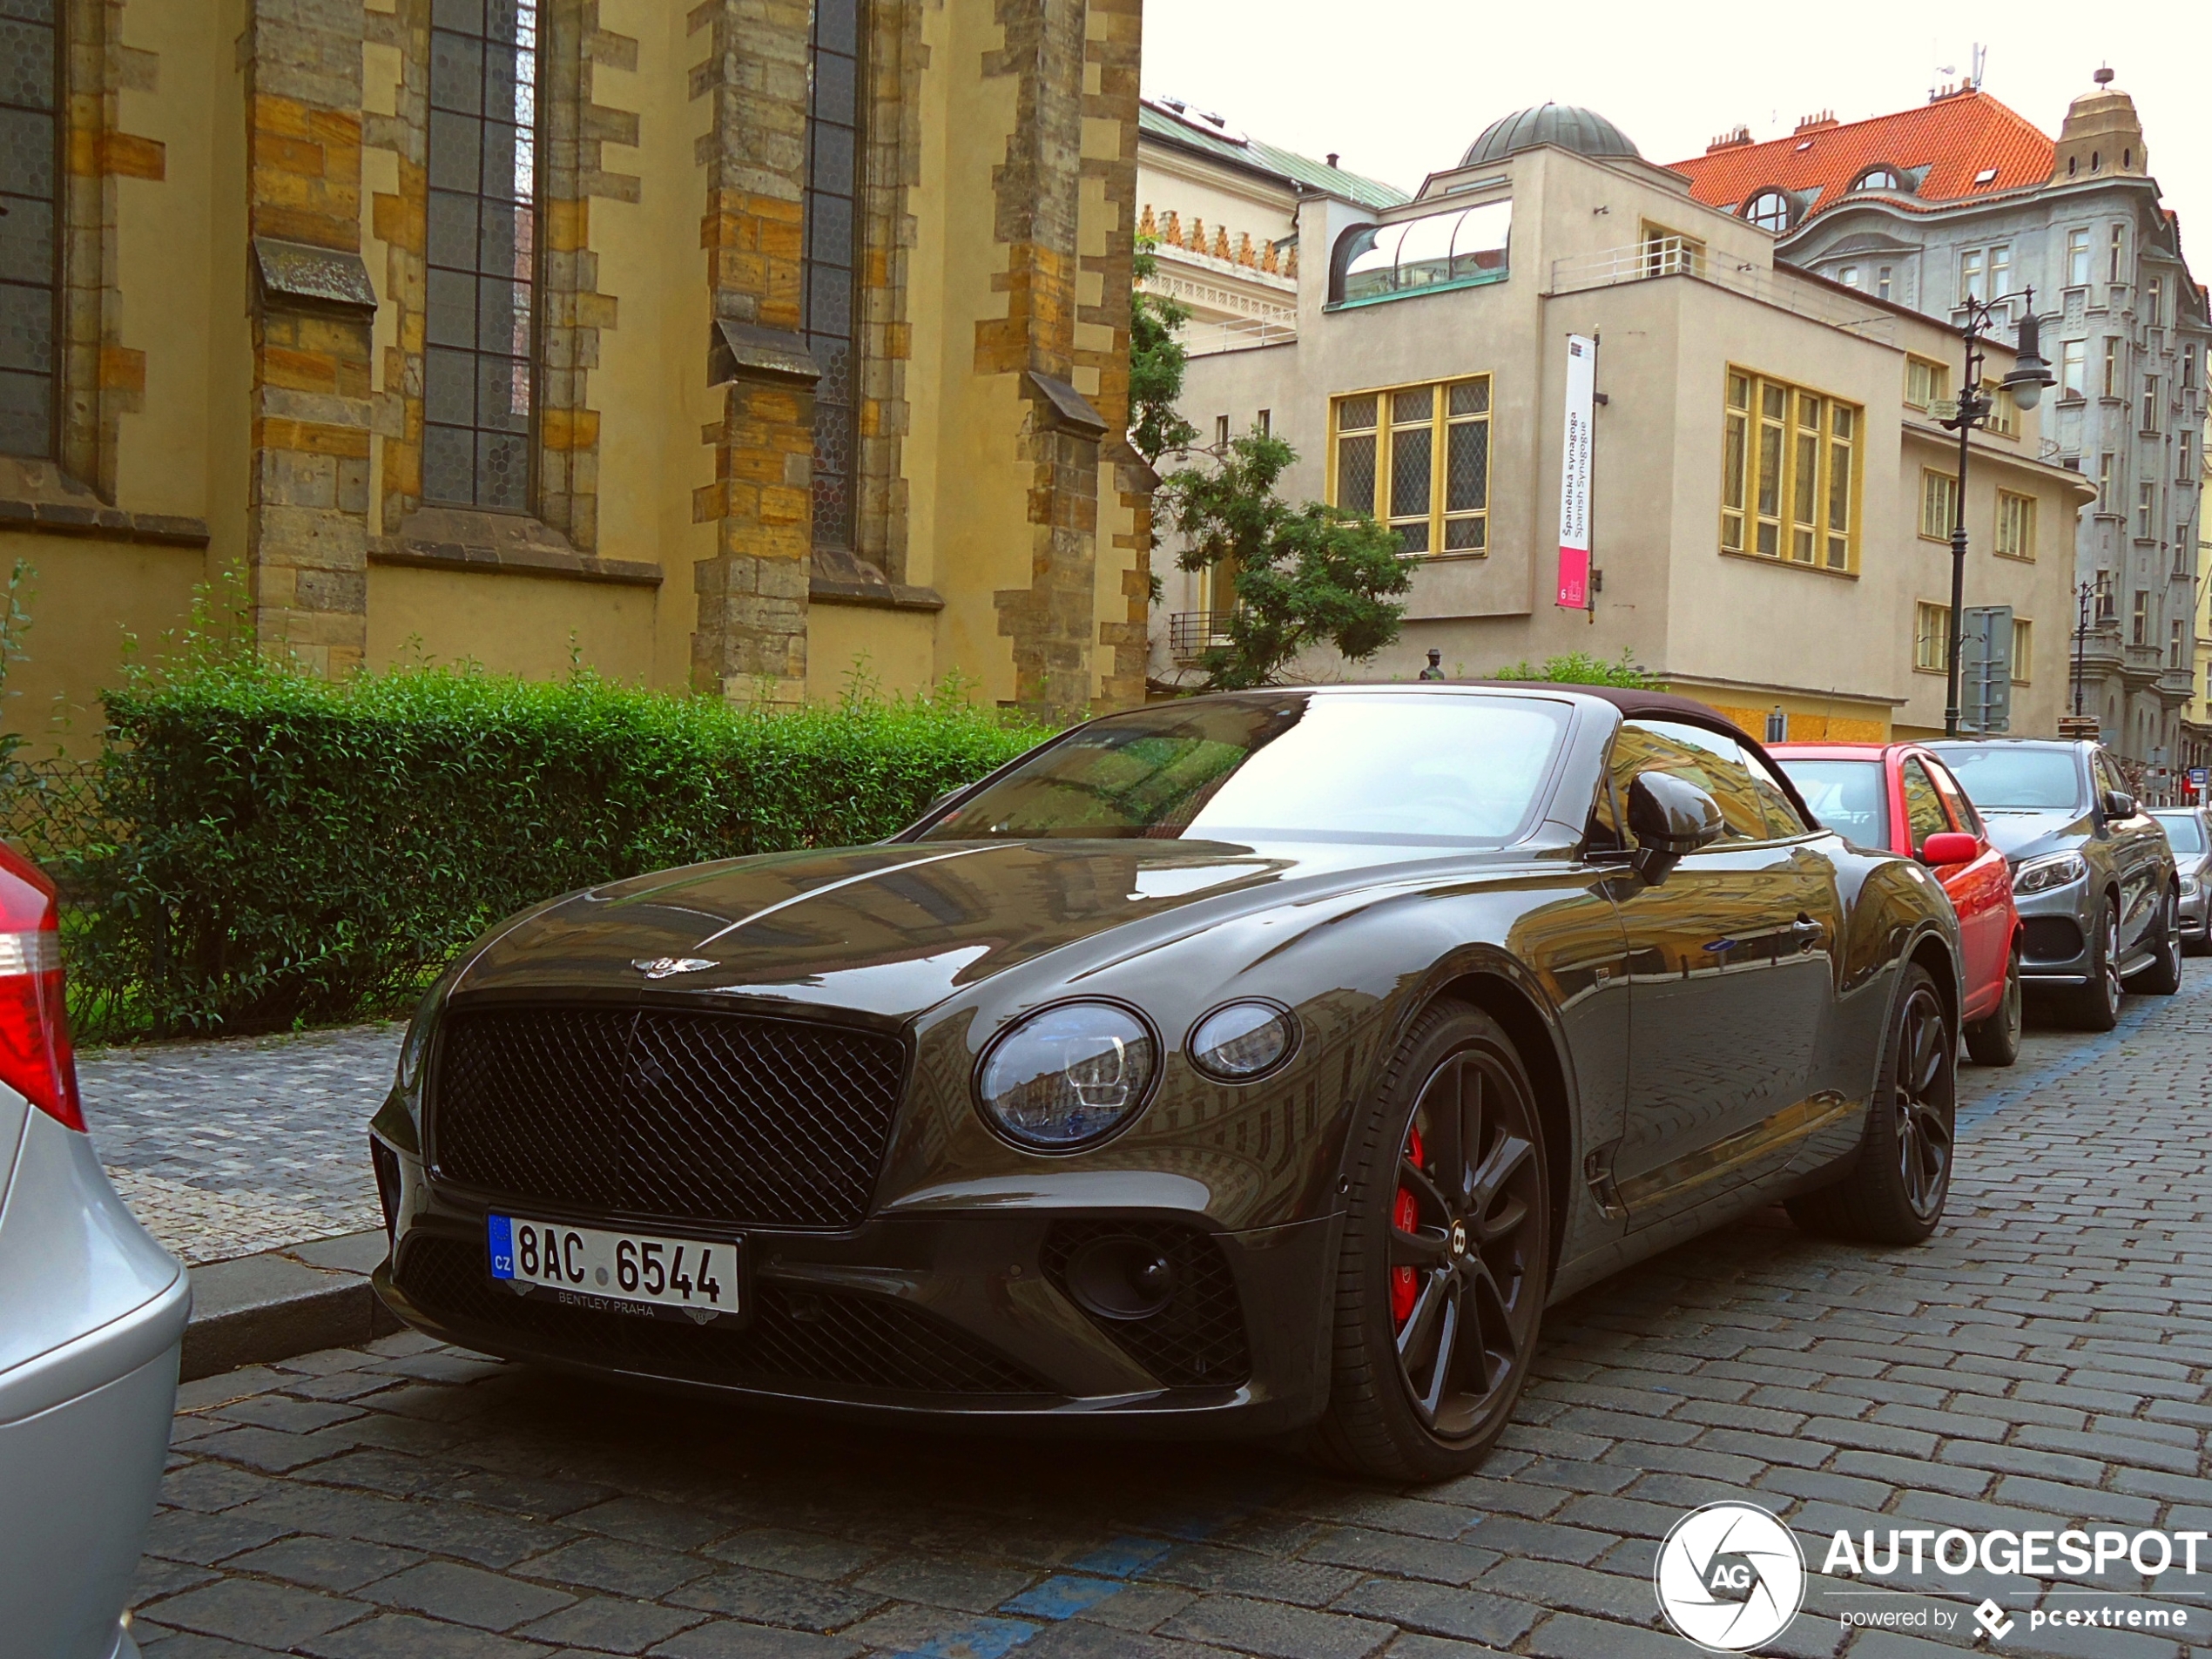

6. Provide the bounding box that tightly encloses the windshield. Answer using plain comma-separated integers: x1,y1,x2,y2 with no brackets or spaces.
2155,813,2207,853
1775,759,1889,849
919,692,1571,845
1926,745,2086,811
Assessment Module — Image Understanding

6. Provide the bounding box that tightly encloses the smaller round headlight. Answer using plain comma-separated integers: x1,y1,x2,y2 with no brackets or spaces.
1188,1001,1297,1082
976,1001,1157,1150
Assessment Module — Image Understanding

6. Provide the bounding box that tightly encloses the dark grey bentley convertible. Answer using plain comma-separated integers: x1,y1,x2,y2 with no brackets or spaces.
372,685,1964,1479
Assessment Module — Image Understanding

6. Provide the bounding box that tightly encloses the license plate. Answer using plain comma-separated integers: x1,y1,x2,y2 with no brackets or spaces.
489,1215,739,1322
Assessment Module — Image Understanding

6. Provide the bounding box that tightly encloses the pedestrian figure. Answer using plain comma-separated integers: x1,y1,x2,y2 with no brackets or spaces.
1419,648,1446,681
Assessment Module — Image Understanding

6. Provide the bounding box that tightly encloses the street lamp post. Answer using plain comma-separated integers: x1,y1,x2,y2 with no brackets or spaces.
1940,289,2056,738
2072,578,2094,717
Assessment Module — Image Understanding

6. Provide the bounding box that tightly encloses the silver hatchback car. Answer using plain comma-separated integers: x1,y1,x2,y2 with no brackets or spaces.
2151,807,2212,950
0,844,188,1659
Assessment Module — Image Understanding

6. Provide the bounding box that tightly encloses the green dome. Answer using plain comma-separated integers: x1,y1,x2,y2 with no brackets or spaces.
1461,105,1640,167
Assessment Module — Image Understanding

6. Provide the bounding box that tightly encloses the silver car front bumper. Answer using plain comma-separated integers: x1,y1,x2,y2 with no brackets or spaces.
2013,873,2096,984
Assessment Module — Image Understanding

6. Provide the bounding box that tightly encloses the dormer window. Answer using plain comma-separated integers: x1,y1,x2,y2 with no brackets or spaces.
1744,190,1793,233
1854,167,1905,192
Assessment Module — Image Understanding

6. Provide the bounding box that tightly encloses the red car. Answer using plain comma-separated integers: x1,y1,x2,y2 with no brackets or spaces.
1770,742,2021,1066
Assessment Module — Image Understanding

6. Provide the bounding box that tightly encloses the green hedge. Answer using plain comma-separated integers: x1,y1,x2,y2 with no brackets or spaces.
57,658,1053,1042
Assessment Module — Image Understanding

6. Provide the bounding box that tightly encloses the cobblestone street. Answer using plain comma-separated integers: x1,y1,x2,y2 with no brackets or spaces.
84,1024,401,1264
127,970,2212,1659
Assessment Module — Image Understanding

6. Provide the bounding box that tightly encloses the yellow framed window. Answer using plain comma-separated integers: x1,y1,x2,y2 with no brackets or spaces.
1920,469,1959,542
1982,381,2018,437
1329,375,1491,556
1905,357,1951,410
1995,489,2036,560
2012,618,2032,684
1721,368,1859,570
1915,601,1950,672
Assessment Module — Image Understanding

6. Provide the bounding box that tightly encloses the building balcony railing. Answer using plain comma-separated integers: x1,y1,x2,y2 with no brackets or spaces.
1169,610,1235,665
1546,239,1899,342
1179,315,1297,357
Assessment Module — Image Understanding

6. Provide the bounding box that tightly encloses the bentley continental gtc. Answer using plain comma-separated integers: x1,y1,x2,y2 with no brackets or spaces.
372,685,1966,1480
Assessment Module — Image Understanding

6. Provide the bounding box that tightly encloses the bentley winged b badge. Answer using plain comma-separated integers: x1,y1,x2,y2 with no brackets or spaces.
631,956,715,979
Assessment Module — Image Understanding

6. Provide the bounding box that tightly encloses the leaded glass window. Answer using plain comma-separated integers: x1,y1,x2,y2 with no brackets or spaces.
0,0,60,458
424,0,539,510
1329,376,1490,556
805,0,862,547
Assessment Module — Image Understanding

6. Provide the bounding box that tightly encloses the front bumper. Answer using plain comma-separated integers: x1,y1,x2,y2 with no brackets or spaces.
2012,874,2094,983
374,1137,1339,1438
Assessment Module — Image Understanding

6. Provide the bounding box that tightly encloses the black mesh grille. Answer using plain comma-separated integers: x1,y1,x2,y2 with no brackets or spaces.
1041,1222,1251,1389
2023,915,2086,963
430,1006,905,1230
395,1235,1052,1397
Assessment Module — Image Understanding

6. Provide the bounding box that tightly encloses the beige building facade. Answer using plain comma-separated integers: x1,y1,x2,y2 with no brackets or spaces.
1161,105,2093,742
0,0,1149,751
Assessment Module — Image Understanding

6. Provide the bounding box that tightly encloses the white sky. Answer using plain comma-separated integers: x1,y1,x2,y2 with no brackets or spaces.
1143,0,2212,278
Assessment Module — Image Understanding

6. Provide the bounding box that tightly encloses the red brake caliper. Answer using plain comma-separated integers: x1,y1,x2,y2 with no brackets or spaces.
1391,1127,1425,1326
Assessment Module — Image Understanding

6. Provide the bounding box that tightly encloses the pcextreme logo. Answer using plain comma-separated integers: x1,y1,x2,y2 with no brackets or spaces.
1654,1501,1806,1652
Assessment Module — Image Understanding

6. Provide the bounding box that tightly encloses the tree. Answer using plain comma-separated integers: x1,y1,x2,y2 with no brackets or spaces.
1157,429,1414,691
1129,239,1197,468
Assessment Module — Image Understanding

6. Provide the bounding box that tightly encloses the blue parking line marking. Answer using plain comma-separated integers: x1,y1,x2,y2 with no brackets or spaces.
999,1575,1123,1621
486,1214,514,1279
1957,995,2161,1131
1069,1534,1173,1578
894,1615,1040,1659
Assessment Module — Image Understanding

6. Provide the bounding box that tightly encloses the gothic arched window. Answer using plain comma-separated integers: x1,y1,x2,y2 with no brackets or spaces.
0,0,62,457
805,0,863,548
424,0,541,510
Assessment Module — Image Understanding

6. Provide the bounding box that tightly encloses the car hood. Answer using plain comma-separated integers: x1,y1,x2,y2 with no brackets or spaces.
451,837,1509,1022
1975,807,2094,863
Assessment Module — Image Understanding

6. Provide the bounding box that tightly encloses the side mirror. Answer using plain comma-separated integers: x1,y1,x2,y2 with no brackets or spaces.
2102,789,2136,820
1626,772,1723,884
1919,831,1979,867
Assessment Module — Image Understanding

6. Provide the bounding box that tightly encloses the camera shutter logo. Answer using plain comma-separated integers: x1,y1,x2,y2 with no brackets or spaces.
1654,1501,1805,1652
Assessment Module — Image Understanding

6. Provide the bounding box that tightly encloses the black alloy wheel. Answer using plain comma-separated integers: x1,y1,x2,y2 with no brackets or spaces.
2126,887,2183,996
1891,984,1954,1223
1787,962,1956,1245
1315,1001,1551,1482
2058,896,2122,1032
1964,941,2022,1068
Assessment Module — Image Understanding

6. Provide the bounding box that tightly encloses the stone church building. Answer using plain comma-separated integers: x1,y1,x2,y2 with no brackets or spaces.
0,0,1149,741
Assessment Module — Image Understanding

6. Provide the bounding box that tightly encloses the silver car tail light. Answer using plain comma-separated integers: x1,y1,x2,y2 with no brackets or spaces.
0,848,83,1131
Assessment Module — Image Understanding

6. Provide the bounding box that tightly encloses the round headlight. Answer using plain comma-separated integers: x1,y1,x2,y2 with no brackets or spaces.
976,1002,1157,1150
1188,1001,1298,1082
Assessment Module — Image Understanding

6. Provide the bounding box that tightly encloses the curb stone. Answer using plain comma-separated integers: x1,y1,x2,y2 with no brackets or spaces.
181,1229,401,1382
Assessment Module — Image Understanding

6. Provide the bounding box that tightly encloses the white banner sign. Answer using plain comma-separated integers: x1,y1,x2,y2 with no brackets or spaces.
1556,334,1596,608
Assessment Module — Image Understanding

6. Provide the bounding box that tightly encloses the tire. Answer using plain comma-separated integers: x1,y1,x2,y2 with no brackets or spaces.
1313,1001,1551,1483
2054,894,2121,1032
1786,963,1956,1246
1963,941,2022,1068
2125,887,2183,996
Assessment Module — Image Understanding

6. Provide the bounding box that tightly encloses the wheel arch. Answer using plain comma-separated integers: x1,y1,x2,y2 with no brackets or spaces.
1906,928,1960,1031
1426,970,1575,1274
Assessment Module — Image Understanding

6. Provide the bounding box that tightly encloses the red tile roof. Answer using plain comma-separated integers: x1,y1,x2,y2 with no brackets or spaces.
1664,90,2055,221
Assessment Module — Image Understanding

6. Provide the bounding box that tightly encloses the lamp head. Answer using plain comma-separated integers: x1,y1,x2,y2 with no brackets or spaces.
2001,300,2054,409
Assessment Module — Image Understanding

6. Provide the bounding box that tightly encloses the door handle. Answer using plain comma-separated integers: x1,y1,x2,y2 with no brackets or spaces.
1791,914,1824,950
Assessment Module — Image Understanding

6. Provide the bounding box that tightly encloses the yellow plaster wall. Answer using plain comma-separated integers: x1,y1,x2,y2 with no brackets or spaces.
804,604,936,704
0,536,210,750
365,565,657,683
